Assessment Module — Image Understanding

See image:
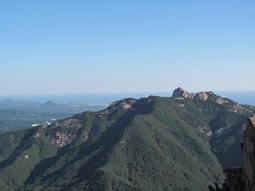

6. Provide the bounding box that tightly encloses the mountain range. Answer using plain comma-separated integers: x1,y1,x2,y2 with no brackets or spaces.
0,88,254,191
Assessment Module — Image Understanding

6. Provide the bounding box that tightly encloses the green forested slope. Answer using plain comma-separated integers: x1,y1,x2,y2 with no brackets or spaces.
0,94,253,191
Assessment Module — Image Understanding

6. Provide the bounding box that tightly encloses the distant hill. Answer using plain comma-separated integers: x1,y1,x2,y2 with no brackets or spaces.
0,99,106,133
41,100,58,107
0,88,254,190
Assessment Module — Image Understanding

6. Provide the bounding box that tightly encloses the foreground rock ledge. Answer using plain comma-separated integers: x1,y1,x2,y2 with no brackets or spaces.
243,115,255,191
209,115,255,191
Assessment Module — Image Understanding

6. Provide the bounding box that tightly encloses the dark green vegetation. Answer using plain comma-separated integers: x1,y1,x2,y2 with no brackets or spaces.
0,93,254,191
0,99,106,133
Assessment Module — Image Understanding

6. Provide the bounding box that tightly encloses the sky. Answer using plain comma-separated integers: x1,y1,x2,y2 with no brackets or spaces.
0,0,254,95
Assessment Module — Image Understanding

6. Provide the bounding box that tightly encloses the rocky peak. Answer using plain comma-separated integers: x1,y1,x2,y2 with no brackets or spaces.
109,98,136,110
171,87,236,105
172,87,192,98
172,87,213,101
99,98,137,115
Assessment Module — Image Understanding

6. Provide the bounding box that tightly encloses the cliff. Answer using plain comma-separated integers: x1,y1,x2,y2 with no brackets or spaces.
243,115,255,191
209,115,255,191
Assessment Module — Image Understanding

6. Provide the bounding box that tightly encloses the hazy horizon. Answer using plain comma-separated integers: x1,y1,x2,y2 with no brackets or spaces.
1,1,255,94
0,90,254,106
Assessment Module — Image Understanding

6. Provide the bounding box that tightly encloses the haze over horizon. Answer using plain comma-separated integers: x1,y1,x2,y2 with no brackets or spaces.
1,1,255,95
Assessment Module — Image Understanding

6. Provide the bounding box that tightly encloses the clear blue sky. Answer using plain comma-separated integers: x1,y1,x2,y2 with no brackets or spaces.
0,0,254,95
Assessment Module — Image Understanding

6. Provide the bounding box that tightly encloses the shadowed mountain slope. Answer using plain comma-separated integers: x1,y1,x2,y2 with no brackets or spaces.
0,89,254,191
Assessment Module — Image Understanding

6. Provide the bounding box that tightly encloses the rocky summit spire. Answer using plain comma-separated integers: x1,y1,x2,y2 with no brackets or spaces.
172,87,213,101
172,87,193,98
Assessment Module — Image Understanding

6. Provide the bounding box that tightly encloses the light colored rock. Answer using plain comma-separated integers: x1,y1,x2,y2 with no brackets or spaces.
121,102,132,109
194,92,209,101
172,87,192,98
24,154,30,159
99,98,137,114
9,134,14,139
172,87,213,101
216,97,229,105
32,124,40,127
48,131,76,148
33,132,40,138
174,97,185,100
52,118,82,129
216,128,224,134
198,125,212,136
178,104,185,108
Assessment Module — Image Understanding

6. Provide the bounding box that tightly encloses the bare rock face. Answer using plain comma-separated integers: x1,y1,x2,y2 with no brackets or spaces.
243,115,255,191
48,131,76,148
109,99,136,111
52,118,81,129
98,98,137,115
208,115,255,191
46,118,83,147
172,87,215,101
193,91,212,101
172,87,192,98
216,97,229,105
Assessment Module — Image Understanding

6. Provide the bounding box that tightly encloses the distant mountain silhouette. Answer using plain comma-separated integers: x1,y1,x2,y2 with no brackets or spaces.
41,100,57,107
